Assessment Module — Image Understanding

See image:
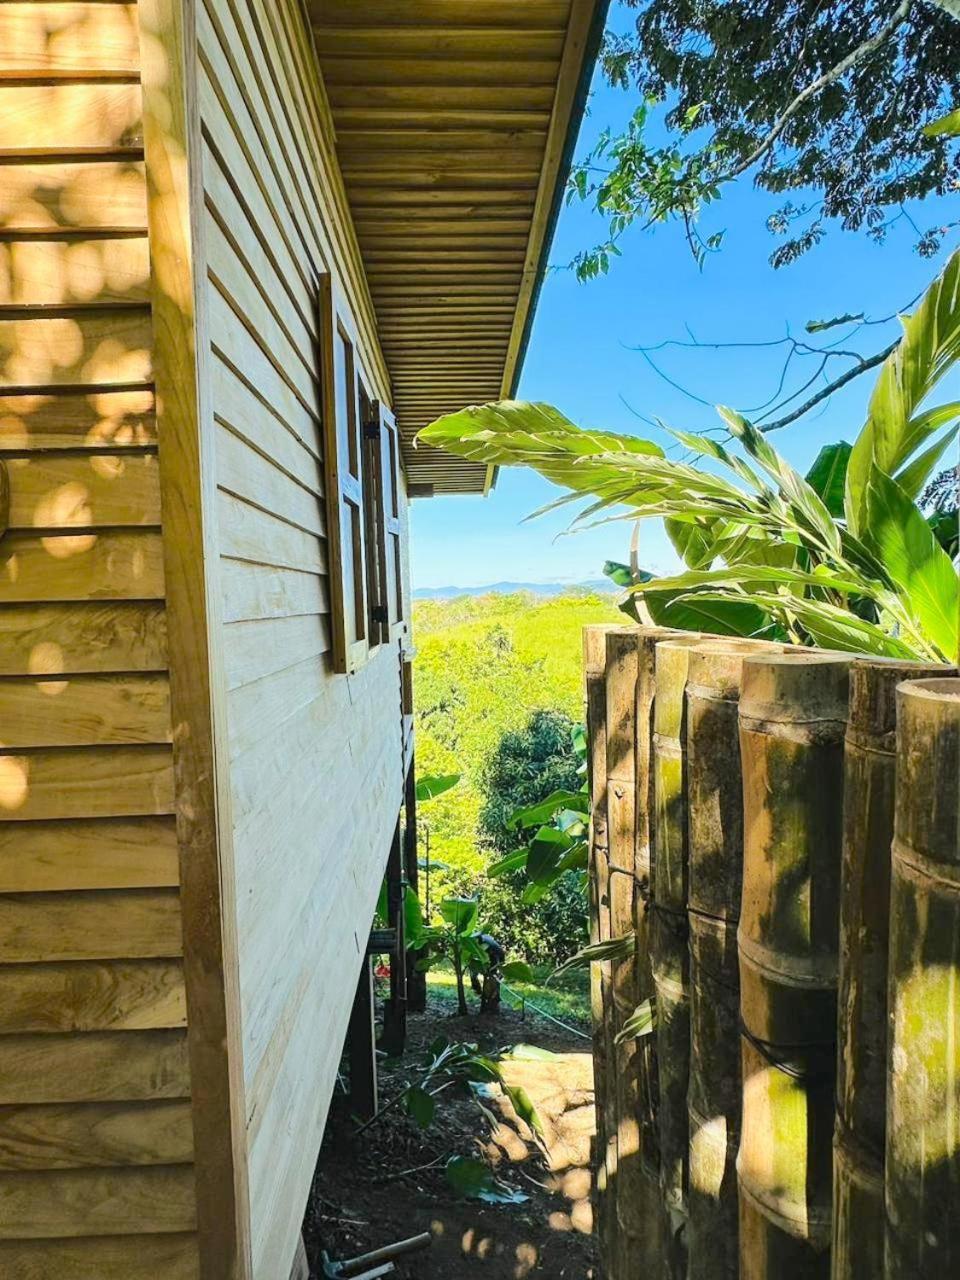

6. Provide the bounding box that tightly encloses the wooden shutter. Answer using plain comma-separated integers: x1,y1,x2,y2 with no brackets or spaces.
372,401,405,641
320,276,370,674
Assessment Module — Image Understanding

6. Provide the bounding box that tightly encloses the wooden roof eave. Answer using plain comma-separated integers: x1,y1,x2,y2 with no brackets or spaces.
309,0,611,497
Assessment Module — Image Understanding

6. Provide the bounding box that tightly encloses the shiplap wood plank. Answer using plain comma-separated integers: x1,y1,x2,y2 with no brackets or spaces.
217,491,325,575
0,1164,196,1237
0,238,150,309
0,673,170,748
0,1099,193,1171
0,5,141,79
215,421,325,537
0,390,156,452
0,84,143,154
6,454,160,530
0,890,182,963
0,602,167,676
309,0,569,28
0,309,152,390
321,57,558,86
0,531,165,604
0,816,179,892
222,615,328,692
0,745,174,821
0,161,148,236
0,1231,199,1279
0,1030,189,1105
0,960,186,1033
220,559,327,625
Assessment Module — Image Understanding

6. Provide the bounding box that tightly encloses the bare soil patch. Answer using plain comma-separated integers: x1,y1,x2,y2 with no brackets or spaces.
304,990,598,1279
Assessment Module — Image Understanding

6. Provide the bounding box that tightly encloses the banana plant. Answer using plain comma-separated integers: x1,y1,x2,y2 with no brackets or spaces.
419,251,960,664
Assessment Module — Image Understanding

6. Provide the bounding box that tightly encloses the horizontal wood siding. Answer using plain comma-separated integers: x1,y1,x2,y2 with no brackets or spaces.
0,2,198,1273
199,0,405,1273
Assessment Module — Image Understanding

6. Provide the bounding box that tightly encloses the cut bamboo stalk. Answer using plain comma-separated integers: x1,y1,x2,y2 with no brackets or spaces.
737,652,850,1279
686,640,780,1280
885,677,960,1278
584,624,619,1276
652,634,707,1276
605,626,663,1274
834,659,951,1280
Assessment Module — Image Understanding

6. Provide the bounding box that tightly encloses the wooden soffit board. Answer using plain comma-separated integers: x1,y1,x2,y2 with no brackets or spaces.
309,0,609,495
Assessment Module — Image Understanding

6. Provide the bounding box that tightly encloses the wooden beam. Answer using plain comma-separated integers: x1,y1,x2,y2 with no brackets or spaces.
137,1,251,1277
347,958,378,1123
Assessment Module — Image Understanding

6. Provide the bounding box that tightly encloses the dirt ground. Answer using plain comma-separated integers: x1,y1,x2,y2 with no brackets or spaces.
304,989,598,1279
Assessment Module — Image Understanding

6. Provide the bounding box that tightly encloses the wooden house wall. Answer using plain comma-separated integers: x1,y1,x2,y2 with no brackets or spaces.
197,0,407,1273
0,2,199,1276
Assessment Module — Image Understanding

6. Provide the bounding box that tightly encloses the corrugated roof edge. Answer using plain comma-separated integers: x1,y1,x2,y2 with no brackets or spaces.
484,0,613,496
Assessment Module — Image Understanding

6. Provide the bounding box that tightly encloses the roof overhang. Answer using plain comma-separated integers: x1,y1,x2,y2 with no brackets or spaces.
309,0,610,495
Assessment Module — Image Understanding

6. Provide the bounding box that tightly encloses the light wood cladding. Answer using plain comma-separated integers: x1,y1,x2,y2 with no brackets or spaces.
0,1,196,1268
311,0,608,493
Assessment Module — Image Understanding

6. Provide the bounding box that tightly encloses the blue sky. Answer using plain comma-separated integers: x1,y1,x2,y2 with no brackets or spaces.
410,11,957,589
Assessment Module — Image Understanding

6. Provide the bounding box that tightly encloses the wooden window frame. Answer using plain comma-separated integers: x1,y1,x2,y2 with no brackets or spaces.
319,275,371,675
369,400,407,644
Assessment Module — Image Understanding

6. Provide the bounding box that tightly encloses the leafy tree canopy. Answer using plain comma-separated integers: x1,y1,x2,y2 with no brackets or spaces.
571,0,960,276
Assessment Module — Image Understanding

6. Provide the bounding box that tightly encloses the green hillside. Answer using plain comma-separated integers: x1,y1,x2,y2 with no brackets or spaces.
412,590,621,880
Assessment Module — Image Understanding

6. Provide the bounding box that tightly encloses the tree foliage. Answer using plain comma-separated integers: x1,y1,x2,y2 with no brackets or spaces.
420,253,960,664
570,0,960,274
479,710,582,855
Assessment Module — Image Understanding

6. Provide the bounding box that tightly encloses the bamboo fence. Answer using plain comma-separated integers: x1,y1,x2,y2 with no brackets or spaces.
583,627,958,1280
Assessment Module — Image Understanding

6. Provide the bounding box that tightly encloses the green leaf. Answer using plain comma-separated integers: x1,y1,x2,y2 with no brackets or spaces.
848,250,960,533
527,826,574,884
552,932,636,977
603,559,636,587
416,773,461,802
805,442,852,517
504,1043,560,1062
439,897,479,935
508,789,588,830
894,423,960,501
924,107,960,137
405,1085,435,1130
444,1156,528,1204
644,588,765,636
614,998,656,1045
487,849,529,878
665,516,720,569
864,466,959,661
805,312,864,333
503,1084,545,1137
501,961,534,984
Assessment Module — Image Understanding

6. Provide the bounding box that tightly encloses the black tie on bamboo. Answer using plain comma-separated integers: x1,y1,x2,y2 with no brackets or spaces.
885,677,960,1277
685,639,781,1280
652,635,707,1277
737,652,850,1280
834,659,952,1280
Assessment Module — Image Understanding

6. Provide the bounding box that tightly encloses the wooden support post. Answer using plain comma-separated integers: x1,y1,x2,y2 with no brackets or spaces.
834,659,950,1280
737,653,850,1279
685,640,778,1280
885,677,960,1277
584,625,618,1275
403,755,427,1014
651,635,704,1278
380,819,407,1057
348,957,378,1124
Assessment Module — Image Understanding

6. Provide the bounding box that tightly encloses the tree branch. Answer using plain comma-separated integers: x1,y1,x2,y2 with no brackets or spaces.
759,340,898,432
723,0,913,181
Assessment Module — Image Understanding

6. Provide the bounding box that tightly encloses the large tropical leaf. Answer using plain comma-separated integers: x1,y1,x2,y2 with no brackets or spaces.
847,250,960,533
805,442,852,517
644,589,767,636
924,107,960,137
863,466,959,661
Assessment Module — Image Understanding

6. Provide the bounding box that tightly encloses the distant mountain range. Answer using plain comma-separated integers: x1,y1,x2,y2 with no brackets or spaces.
412,578,618,600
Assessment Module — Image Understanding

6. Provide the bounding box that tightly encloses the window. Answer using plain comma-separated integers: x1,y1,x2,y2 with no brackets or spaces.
367,400,406,643
320,277,406,673
320,277,370,674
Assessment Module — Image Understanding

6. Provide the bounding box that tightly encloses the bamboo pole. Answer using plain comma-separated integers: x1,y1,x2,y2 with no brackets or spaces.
584,624,619,1276
605,626,664,1275
885,677,960,1277
651,634,708,1277
834,659,951,1280
686,640,779,1280
737,653,850,1279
